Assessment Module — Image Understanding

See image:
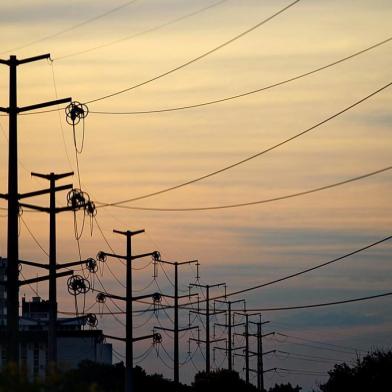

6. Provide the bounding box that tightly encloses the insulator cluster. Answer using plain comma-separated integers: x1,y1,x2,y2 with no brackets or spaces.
96,251,107,263
152,292,162,304
65,101,89,125
152,251,161,261
67,188,97,217
86,313,98,328
96,292,106,304
67,275,91,296
86,258,98,273
153,332,162,344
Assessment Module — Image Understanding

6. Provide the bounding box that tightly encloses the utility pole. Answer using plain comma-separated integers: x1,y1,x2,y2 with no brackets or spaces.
18,171,85,368
0,53,71,363
248,321,274,391
154,259,199,385
214,299,245,371
233,312,261,384
189,283,226,373
97,229,159,392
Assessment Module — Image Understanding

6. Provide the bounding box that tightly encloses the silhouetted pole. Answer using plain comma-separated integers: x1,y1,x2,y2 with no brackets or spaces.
98,229,158,392
190,282,226,373
214,299,245,371
0,54,71,363
245,314,250,383
29,171,73,367
257,323,263,391
155,259,198,385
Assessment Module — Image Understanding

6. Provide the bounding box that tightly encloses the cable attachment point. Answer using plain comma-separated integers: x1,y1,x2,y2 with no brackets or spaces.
85,200,97,217
152,251,161,261
153,333,162,345
96,292,106,304
67,275,91,296
96,251,107,263
67,188,87,210
65,101,89,125
86,258,98,273
86,313,98,328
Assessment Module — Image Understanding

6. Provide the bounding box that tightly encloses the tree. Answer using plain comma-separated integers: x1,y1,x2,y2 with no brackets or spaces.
319,349,392,392
193,369,257,392
268,383,302,392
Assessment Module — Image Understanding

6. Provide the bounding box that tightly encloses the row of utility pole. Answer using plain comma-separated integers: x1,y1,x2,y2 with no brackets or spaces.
0,52,274,392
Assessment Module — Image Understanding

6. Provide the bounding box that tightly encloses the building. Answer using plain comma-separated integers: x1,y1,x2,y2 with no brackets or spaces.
0,258,112,379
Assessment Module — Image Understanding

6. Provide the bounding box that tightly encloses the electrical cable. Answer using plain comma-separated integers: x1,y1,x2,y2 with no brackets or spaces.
90,36,392,115
84,0,300,104
274,332,366,354
106,165,392,211
54,0,229,61
96,81,392,207
0,0,140,55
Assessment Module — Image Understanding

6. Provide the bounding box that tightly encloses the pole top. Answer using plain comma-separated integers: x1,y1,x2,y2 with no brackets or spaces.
113,228,145,237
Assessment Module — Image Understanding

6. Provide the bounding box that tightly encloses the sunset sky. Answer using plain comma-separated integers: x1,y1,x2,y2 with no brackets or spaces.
0,0,391,390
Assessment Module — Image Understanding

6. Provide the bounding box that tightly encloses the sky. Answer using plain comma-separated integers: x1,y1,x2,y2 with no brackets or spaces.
0,0,391,390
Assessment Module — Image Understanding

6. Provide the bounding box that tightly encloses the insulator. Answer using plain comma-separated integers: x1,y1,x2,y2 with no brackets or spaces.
96,292,106,304
85,200,97,217
65,101,89,125
152,292,162,304
96,251,107,263
67,275,90,296
151,251,161,261
86,313,98,328
153,333,162,344
67,188,86,210
17,205,23,217
18,263,22,272
86,258,98,273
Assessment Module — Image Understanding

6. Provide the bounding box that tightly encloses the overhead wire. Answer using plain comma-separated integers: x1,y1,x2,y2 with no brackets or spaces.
90,36,392,115
84,0,301,104
102,165,392,211
0,0,140,55
96,81,392,207
54,0,229,61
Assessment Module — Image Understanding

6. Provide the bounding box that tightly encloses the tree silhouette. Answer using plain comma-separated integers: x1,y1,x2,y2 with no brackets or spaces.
268,383,302,392
319,350,392,391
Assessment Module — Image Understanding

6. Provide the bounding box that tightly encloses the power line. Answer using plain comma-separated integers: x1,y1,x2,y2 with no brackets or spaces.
90,36,392,115
222,234,392,299
84,0,301,104
0,0,140,55
54,0,229,61
274,332,366,354
96,81,392,207
99,165,392,211
242,291,392,312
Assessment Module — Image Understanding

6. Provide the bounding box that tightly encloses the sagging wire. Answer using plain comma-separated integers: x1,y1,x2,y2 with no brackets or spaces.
65,101,88,189
134,345,154,365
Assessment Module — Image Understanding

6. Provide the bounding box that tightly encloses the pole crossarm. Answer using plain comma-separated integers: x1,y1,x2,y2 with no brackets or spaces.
249,349,276,356
113,228,145,237
190,337,226,344
19,270,73,286
18,184,73,200
162,292,198,300
31,171,74,181
159,259,198,266
18,97,72,113
56,259,92,269
19,259,48,269
190,309,226,317
190,282,226,289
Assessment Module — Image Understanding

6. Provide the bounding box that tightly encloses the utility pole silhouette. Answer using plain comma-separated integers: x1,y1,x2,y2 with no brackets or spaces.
214,299,245,371
97,229,159,392
17,171,96,368
0,53,71,363
189,282,226,373
154,259,199,385
233,312,261,384
248,320,274,391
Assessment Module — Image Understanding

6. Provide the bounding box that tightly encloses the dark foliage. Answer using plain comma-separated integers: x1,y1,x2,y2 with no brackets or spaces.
193,369,257,392
319,350,392,392
268,383,302,392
